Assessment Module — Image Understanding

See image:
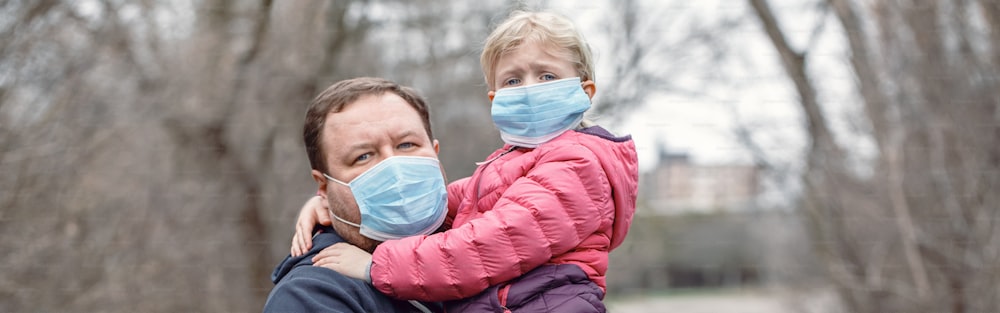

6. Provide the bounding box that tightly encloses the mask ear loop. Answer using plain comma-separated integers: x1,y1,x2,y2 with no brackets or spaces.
323,173,351,186
328,208,361,228
323,173,361,228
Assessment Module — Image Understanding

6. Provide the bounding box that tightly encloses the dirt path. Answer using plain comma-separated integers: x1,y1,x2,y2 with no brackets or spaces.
605,288,837,313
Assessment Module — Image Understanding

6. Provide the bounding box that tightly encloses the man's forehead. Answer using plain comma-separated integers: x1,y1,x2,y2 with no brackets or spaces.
320,99,428,146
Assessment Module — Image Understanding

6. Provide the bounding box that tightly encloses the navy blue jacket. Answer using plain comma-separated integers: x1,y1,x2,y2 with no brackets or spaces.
263,225,438,313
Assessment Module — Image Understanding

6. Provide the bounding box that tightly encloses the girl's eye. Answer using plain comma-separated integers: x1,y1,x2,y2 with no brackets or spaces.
541,74,557,81
503,78,521,86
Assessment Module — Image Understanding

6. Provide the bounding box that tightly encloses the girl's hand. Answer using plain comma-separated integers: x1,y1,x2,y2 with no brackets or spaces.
290,195,332,257
312,242,373,282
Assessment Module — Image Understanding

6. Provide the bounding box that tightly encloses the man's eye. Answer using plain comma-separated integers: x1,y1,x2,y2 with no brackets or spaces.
503,78,521,86
397,142,415,149
355,153,371,162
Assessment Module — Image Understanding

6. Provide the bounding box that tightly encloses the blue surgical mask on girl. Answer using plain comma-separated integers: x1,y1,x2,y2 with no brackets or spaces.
323,156,448,241
490,77,592,148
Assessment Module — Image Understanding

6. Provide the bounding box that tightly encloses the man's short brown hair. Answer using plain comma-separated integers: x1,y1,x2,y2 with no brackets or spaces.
303,77,433,174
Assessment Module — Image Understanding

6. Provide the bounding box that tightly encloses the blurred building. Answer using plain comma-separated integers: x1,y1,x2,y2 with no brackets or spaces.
607,147,774,293
640,148,760,215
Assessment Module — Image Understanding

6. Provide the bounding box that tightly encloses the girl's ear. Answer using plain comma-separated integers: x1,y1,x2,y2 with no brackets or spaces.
488,90,496,102
582,80,597,99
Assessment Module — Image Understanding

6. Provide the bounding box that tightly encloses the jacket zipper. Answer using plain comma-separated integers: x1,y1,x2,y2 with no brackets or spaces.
473,146,518,202
498,283,513,313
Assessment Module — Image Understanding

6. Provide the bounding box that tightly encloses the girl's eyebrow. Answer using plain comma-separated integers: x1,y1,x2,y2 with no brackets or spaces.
495,67,522,78
527,59,560,70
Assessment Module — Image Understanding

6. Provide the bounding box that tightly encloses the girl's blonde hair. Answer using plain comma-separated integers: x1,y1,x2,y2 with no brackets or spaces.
480,11,595,91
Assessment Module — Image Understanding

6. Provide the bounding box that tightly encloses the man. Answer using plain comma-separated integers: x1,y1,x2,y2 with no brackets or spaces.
263,77,445,313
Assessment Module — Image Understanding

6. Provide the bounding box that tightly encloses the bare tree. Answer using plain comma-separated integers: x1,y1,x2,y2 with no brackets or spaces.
0,0,378,311
747,0,1000,312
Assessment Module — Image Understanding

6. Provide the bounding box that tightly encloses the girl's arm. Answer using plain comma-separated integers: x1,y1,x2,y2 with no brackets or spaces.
370,144,612,301
442,177,471,229
290,195,332,257
296,177,469,256
310,177,476,280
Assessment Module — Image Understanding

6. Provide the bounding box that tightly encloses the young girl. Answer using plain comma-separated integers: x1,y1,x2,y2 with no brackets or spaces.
297,10,638,312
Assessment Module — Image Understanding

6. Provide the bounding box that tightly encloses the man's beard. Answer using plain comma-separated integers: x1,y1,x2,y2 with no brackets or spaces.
325,191,380,252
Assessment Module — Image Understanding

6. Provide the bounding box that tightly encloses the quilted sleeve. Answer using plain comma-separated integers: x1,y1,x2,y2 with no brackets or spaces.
442,177,471,229
369,144,611,301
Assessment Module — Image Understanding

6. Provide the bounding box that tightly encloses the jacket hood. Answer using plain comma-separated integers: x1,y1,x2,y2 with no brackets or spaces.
573,126,638,250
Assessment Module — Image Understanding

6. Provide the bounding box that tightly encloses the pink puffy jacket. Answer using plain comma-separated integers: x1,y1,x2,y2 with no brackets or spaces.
369,126,638,301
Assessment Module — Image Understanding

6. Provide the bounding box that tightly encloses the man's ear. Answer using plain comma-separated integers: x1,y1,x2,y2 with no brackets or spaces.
487,90,496,102
432,139,448,182
582,80,597,99
311,169,328,200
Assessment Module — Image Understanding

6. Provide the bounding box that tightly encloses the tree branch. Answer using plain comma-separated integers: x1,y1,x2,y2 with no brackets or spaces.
748,0,839,164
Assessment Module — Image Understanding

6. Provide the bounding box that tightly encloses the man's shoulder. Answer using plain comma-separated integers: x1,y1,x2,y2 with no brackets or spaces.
270,225,346,283
264,263,387,313
264,227,383,313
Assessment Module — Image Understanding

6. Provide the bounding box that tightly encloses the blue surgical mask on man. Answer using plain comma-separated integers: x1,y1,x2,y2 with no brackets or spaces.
323,156,448,241
490,77,591,148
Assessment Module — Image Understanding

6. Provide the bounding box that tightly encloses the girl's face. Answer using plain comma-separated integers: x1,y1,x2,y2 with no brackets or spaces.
490,40,579,91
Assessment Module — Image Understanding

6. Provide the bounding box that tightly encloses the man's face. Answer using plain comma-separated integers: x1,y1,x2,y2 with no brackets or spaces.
311,93,440,251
